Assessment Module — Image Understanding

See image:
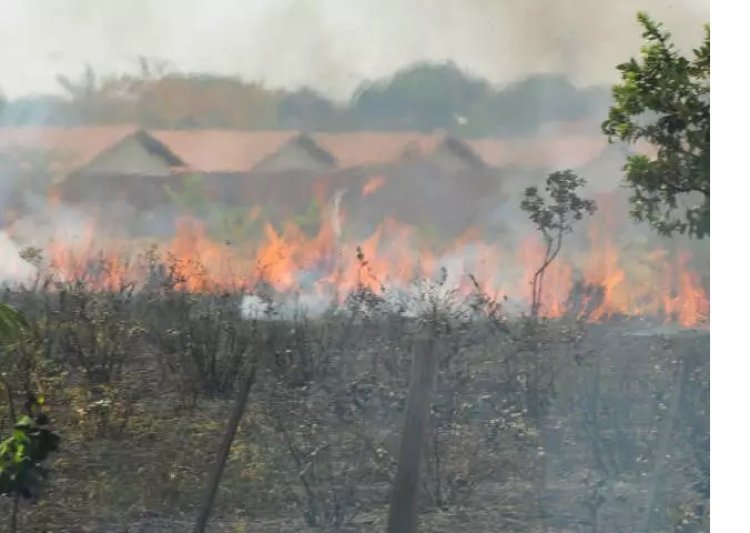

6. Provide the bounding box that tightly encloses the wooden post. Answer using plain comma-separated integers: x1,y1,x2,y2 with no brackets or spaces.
193,365,257,533
386,332,437,533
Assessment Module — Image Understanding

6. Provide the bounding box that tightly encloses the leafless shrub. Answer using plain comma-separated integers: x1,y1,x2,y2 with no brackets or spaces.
0,249,708,531
136,255,256,404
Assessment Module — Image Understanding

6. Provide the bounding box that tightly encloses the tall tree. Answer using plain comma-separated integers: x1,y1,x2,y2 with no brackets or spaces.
137,74,280,129
56,63,152,124
278,88,344,131
602,13,710,238
467,74,609,138
351,61,491,131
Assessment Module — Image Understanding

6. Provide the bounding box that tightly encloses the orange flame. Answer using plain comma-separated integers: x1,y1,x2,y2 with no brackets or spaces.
12,192,708,329
362,175,386,197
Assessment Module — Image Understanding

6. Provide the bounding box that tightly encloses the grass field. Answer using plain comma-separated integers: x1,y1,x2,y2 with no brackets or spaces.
0,268,709,532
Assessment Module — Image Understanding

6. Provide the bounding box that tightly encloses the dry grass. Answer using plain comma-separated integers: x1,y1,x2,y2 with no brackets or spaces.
0,270,709,532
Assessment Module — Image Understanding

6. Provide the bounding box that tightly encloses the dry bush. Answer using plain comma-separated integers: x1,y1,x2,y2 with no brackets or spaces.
141,288,254,404
0,255,709,532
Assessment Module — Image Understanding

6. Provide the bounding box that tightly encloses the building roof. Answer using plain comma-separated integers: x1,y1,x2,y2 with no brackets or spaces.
149,129,301,173
314,131,444,168
251,132,338,173
75,129,188,176
0,126,621,177
0,126,137,178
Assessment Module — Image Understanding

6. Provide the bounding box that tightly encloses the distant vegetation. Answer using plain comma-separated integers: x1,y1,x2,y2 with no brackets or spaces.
0,61,609,138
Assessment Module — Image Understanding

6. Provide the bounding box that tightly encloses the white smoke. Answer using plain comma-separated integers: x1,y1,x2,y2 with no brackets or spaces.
331,188,345,239
0,231,35,283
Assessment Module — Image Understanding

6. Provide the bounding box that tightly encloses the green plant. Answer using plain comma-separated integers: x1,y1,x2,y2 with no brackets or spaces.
0,304,60,532
602,13,709,238
0,408,61,532
0,407,61,500
521,170,596,318
0,303,27,347
0,303,29,428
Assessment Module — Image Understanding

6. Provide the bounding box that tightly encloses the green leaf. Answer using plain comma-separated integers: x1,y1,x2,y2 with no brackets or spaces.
602,13,709,238
0,303,27,347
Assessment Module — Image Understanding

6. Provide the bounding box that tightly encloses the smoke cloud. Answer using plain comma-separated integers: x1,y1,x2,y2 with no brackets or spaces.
1,0,709,100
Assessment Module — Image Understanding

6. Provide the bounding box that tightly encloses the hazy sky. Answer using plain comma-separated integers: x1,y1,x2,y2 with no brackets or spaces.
0,0,709,101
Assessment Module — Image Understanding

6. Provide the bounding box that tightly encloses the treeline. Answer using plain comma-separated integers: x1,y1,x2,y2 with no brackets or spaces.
0,60,610,138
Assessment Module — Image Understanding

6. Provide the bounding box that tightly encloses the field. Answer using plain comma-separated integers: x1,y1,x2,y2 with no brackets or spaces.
0,260,709,532
0,10,712,531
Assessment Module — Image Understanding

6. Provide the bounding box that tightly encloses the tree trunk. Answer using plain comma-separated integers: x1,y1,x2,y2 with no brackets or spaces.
193,365,257,533
386,332,437,533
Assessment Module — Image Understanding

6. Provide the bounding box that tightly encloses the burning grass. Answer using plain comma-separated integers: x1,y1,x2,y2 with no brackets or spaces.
0,260,709,531
0,186,709,530
5,198,709,329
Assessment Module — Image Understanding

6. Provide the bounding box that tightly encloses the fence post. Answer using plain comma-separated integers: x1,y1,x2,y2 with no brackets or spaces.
387,331,437,533
193,365,257,533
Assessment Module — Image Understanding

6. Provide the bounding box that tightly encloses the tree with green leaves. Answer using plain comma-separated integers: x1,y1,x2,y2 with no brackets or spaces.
351,61,491,131
467,74,609,138
602,13,709,238
521,171,596,318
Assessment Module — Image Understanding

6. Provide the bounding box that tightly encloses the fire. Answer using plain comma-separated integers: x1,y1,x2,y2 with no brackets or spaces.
662,252,710,326
583,223,629,322
362,175,386,197
169,218,237,291
6,195,708,329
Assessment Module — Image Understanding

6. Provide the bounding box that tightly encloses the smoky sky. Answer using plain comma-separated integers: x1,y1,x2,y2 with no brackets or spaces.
1,0,708,101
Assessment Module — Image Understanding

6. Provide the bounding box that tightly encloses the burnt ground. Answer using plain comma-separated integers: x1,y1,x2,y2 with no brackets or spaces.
0,287,709,532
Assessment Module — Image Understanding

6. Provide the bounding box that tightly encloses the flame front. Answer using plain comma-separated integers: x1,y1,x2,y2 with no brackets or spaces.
13,193,709,328
362,175,386,197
